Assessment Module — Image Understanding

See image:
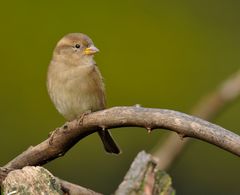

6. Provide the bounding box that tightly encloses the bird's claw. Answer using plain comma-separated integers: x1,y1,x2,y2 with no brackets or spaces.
78,110,92,126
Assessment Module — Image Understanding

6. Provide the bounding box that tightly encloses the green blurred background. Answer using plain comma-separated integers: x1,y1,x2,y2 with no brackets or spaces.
0,0,240,194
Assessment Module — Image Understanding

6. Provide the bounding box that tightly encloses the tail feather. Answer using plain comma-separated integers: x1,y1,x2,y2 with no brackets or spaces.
98,130,121,154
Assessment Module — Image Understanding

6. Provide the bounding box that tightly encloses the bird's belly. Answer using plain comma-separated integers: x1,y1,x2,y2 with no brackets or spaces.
49,76,104,121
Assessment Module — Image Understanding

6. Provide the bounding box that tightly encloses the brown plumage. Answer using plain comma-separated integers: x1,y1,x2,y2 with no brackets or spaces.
47,33,120,154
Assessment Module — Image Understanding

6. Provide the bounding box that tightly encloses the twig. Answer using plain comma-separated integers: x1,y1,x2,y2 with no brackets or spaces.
153,69,240,170
58,178,102,195
1,106,240,183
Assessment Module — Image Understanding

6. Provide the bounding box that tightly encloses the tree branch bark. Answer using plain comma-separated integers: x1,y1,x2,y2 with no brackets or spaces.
114,151,175,195
1,166,102,195
1,106,240,183
58,178,102,195
2,166,63,195
153,69,240,170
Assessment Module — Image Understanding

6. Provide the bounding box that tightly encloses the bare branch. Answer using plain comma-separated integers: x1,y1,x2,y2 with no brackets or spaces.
1,166,102,195
114,151,175,195
153,69,240,170
2,166,63,195
0,106,239,175
58,178,102,195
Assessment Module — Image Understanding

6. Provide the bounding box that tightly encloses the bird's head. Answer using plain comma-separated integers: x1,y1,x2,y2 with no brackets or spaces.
53,33,99,65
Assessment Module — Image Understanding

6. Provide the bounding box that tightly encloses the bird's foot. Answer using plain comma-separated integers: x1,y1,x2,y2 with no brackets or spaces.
78,110,92,126
48,127,60,145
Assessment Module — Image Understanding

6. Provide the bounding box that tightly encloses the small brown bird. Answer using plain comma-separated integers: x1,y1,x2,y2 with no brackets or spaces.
47,33,120,154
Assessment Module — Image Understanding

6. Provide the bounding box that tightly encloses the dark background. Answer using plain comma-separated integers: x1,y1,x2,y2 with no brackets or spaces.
0,1,240,194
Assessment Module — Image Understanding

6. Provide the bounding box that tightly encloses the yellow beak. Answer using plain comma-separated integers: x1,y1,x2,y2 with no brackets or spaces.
84,46,99,55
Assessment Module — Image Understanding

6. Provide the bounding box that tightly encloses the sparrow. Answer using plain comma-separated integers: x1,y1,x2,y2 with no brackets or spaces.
47,33,120,154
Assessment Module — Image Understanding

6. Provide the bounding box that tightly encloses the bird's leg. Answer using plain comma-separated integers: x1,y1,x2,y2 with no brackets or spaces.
48,127,59,145
77,110,92,126
48,122,69,145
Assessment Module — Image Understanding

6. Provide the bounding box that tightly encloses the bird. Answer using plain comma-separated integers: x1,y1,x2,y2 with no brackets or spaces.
47,33,120,154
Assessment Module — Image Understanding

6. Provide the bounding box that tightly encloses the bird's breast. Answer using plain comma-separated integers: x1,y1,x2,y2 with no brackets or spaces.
47,64,105,121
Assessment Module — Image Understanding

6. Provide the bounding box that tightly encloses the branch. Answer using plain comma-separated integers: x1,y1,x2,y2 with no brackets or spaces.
2,166,63,195
1,106,240,182
58,178,102,195
1,166,102,195
114,151,175,195
153,69,240,170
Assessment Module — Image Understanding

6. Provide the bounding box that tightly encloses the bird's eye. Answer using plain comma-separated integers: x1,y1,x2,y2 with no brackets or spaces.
75,44,81,48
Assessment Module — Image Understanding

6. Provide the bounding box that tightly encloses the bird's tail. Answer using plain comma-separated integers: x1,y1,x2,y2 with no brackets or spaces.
98,130,121,154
